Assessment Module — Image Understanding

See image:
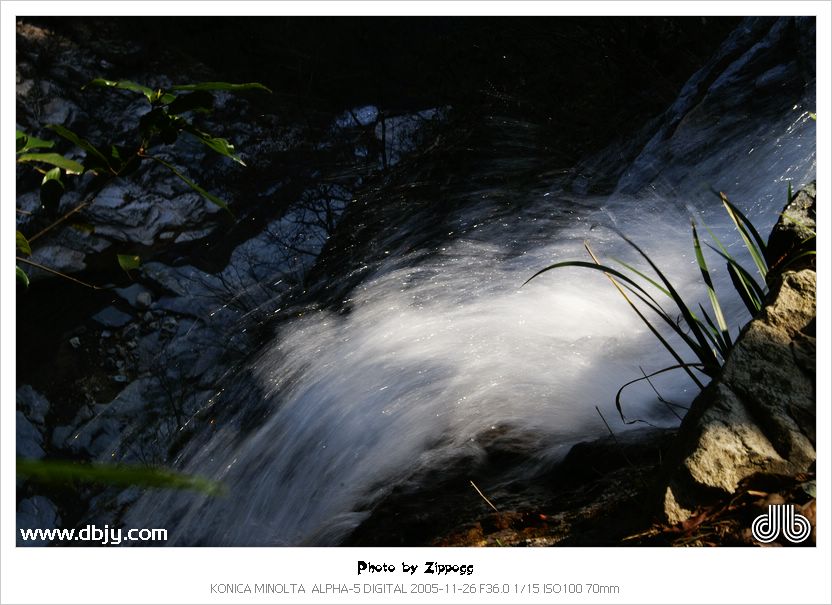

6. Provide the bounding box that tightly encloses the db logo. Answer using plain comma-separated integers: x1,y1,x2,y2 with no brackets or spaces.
751,504,811,544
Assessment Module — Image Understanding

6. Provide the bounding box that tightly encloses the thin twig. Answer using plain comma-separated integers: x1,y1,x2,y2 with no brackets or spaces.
29,195,95,243
595,405,634,468
469,480,499,513
16,257,105,290
640,366,685,421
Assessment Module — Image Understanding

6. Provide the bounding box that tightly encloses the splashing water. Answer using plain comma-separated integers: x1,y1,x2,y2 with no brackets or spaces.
124,19,816,545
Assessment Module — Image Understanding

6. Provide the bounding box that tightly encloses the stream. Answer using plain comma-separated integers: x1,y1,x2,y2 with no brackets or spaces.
118,17,816,545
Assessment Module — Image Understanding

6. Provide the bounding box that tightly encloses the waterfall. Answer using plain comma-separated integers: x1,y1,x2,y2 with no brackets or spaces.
123,17,815,546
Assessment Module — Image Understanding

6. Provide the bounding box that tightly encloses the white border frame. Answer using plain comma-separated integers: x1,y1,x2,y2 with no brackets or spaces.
2,2,830,604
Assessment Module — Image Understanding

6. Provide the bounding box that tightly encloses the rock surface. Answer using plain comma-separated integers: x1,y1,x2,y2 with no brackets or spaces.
766,181,816,271
17,497,61,547
658,185,816,525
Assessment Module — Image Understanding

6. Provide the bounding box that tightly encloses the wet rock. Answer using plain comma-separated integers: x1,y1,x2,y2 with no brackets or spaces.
115,283,153,309
51,425,74,449
766,181,815,270
66,378,158,460
17,497,61,547
92,306,133,328
375,108,448,167
16,411,45,459
85,180,223,247
17,385,50,425
29,244,87,276
659,268,816,524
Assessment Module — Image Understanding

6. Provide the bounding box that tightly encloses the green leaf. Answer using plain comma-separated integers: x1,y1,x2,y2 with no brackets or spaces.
17,458,223,495
152,89,177,105
691,220,731,349
85,78,156,103
40,166,65,211
720,193,768,280
146,155,231,213
183,124,245,165
705,244,766,314
616,232,721,373
170,81,272,93
46,124,113,173
16,130,55,153
117,254,141,272
16,152,84,175
16,266,30,288
16,231,32,256
611,256,671,297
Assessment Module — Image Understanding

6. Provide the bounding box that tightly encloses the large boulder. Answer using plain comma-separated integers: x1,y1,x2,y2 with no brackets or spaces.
659,186,816,525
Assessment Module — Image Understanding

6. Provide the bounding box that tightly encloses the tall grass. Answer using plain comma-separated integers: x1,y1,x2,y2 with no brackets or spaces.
525,189,813,421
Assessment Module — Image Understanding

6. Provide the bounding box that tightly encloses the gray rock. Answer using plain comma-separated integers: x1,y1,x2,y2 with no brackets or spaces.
660,268,816,524
92,306,133,328
17,385,50,425
69,336,81,349
136,291,153,308
116,283,153,309
30,244,87,276
51,425,74,449
17,497,61,547
16,411,45,459
68,378,158,460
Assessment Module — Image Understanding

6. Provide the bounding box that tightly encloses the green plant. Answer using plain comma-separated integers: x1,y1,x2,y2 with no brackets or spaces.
15,79,270,287
17,458,223,495
525,189,811,422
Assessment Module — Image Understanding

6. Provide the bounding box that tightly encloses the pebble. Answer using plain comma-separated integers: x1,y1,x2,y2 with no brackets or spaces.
136,291,152,308
161,316,178,335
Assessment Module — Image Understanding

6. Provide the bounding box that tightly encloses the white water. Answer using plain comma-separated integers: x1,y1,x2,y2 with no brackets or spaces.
124,20,816,546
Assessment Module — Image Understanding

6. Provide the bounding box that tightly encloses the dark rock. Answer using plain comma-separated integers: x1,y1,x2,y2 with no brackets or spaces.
17,497,61,547
16,411,45,459
766,181,816,271
92,306,133,328
17,385,50,425
115,283,153,310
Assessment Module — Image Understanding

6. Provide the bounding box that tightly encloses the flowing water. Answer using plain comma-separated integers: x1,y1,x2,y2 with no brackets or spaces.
123,17,816,545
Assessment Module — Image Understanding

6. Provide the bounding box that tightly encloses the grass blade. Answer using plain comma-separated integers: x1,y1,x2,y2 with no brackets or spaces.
705,243,766,310
720,193,768,280
611,256,671,297
170,81,272,93
691,220,731,350
615,363,702,424
17,458,223,495
615,231,721,372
